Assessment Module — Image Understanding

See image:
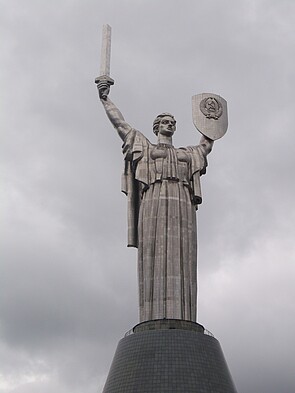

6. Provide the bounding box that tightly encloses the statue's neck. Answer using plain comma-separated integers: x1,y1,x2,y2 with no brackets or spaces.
157,134,173,145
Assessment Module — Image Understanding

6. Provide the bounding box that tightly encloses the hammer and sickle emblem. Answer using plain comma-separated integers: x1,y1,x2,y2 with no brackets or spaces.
200,97,223,120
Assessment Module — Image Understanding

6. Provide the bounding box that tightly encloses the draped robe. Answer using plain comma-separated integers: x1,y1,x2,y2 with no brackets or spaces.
121,129,208,322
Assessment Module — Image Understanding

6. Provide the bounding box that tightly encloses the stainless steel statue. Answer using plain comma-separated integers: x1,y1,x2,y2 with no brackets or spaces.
96,25,228,323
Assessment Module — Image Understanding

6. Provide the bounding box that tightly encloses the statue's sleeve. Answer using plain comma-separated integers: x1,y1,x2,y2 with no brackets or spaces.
185,145,208,208
121,129,150,248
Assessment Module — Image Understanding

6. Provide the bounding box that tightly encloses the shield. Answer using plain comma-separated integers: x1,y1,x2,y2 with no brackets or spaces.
192,93,228,140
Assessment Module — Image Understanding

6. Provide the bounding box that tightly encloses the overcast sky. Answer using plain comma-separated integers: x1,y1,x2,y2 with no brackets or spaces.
1,1,295,392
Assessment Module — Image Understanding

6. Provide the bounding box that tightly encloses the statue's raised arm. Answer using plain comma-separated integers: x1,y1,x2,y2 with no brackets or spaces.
95,24,132,141
97,84,132,141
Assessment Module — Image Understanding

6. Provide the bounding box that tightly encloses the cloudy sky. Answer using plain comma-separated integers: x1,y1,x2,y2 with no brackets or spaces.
1,0,295,392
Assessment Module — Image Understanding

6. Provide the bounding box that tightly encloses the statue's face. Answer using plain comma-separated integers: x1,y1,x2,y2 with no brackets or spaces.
158,116,176,136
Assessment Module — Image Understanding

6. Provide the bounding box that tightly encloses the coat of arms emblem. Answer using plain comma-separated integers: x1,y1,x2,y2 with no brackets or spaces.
192,93,228,140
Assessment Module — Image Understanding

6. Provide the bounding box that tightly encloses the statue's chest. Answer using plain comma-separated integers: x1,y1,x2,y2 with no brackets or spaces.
150,145,190,180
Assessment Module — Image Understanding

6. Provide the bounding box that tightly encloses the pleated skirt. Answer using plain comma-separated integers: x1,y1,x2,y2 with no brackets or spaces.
138,180,197,322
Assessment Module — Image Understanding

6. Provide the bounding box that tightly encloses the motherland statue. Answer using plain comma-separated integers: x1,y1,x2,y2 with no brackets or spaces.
96,25,228,324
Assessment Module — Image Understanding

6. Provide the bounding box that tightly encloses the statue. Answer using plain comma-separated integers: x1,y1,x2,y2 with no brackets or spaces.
96,25,228,323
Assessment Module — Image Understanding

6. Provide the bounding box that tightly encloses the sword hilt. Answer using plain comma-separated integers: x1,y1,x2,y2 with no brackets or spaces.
95,75,114,100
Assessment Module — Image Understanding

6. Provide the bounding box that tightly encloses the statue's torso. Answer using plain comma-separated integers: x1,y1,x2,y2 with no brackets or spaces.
149,144,191,184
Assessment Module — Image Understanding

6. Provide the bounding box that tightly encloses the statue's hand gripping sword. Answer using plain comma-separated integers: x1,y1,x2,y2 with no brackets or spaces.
95,24,114,100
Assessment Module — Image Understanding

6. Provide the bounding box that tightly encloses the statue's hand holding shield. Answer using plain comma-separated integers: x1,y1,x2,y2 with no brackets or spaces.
192,93,228,140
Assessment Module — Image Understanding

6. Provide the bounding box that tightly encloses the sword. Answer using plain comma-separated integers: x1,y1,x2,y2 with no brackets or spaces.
95,24,114,99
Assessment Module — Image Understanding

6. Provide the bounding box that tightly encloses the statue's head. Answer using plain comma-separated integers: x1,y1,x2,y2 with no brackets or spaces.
153,113,176,136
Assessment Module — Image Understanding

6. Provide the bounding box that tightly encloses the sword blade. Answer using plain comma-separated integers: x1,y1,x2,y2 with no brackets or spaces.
100,24,112,76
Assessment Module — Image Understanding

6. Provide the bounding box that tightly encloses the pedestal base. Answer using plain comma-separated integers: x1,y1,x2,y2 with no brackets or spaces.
102,320,237,393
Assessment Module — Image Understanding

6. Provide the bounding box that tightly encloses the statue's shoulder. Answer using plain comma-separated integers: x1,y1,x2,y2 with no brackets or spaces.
131,129,153,147
123,129,153,161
